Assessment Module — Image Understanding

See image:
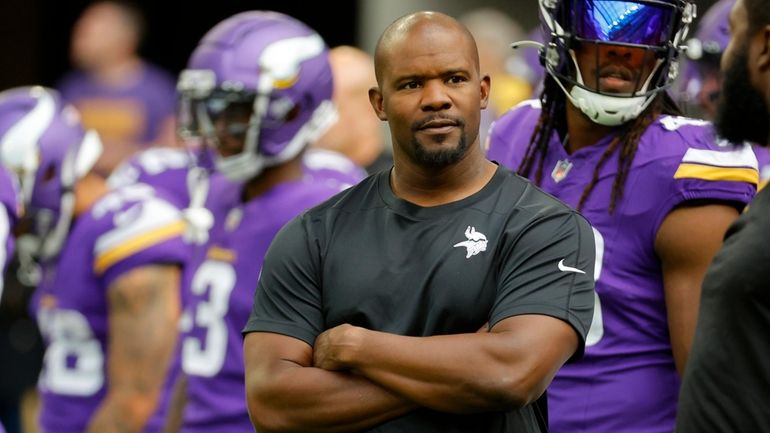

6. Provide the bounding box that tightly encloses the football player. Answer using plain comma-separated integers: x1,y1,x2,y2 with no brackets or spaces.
168,11,354,432
0,86,189,433
486,1,758,432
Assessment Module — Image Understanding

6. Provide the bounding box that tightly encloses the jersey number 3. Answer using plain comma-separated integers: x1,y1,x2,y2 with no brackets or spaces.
182,261,236,377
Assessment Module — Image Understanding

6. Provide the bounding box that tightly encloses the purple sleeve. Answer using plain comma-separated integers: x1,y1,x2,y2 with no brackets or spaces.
100,235,190,288
90,192,191,288
648,122,758,235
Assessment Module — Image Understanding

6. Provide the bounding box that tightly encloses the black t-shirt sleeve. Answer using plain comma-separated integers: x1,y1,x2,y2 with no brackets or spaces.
242,214,324,346
491,209,596,359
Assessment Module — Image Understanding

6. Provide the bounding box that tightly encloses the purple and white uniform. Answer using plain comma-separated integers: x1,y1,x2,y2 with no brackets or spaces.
34,184,190,433
487,100,757,433
177,176,343,433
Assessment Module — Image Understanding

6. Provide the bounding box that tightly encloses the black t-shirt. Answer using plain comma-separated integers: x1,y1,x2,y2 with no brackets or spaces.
676,187,770,433
244,166,596,433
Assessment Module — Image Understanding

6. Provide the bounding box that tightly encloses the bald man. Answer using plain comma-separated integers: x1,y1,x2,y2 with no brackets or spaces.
312,45,392,173
242,11,595,433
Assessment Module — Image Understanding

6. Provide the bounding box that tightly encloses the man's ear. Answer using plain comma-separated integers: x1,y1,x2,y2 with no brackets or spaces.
480,74,491,110
368,86,388,121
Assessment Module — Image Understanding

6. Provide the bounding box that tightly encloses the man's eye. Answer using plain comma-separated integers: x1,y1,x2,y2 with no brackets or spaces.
448,76,466,84
402,81,420,90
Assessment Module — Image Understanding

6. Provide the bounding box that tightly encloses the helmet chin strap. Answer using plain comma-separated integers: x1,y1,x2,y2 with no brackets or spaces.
183,165,214,245
215,152,265,182
568,86,654,126
552,50,664,126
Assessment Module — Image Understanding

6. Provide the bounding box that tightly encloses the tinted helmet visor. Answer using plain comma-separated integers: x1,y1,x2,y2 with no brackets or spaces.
573,0,677,47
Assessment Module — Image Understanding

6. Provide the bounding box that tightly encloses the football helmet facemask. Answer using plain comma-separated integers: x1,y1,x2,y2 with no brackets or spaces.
538,0,696,125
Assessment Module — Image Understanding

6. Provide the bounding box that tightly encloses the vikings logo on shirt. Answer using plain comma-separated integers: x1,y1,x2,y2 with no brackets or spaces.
453,226,488,258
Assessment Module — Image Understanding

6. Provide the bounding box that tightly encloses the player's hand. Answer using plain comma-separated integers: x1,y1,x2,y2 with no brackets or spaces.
313,323,362,371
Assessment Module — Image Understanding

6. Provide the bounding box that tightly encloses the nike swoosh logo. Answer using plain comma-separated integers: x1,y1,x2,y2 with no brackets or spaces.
558,259,586,274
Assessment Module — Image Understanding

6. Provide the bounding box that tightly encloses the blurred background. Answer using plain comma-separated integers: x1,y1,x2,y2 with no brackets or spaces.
0,0,722,89
0,0,522,90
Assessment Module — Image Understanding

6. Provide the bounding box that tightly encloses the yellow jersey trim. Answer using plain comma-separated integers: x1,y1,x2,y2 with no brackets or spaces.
94,220,186,274
674,163,759,185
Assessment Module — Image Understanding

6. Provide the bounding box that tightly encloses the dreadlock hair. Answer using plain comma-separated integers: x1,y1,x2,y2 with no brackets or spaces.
518,76,682,214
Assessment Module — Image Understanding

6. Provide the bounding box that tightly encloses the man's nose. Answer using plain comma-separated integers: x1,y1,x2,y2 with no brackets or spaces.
420,80,452,111
600,44,648,65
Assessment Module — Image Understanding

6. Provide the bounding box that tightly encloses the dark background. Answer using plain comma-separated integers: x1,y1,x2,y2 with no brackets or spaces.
0,0,359,90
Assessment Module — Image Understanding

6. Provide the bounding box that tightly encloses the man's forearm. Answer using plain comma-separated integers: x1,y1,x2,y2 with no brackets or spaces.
92,265,181,433
244,334,416,433
321,328,518,413
251,367,414,433
315,316,577,413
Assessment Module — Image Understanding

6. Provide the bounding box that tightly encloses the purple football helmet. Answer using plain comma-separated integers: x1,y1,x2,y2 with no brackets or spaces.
0,86,102,266
177,11,337,182
538,0,696,125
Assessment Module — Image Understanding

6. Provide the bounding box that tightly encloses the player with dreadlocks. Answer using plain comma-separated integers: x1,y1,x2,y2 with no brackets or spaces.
487,1,758,432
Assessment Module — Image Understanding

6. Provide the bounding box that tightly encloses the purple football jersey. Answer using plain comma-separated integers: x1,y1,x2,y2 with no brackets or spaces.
302,147,368,189
177,175,343,433
0,165,20,300
58,63,176,145
34,183,190,433
487,100,757,433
